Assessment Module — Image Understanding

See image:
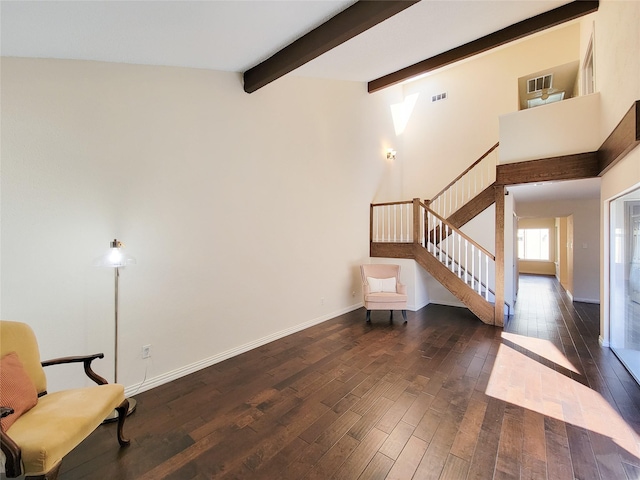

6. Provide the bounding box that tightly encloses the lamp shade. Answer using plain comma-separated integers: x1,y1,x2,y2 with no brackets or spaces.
93,239,136,268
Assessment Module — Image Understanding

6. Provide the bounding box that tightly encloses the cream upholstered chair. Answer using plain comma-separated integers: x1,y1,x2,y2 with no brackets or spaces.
360,264,408,323
0,320,130,480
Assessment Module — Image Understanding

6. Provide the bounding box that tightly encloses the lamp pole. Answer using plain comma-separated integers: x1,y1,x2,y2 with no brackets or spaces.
98,238,137,421
114,265,120,384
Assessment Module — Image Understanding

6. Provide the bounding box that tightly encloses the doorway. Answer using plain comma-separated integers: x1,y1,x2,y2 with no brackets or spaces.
610,188,640,383
557,215,574,297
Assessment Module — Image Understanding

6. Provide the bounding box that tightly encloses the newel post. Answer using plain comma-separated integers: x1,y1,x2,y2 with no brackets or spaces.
494,186,505,327
413,198,421,245
370,203,374,256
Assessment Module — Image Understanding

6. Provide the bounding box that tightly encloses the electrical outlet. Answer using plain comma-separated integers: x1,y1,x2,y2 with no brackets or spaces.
142,344,151,359
321,297,325,305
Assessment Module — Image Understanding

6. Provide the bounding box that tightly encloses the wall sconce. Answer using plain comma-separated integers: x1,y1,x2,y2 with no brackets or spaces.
386,149,396,160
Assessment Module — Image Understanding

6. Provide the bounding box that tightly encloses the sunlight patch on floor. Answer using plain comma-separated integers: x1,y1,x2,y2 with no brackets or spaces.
501,331,580,374
486,341,640,458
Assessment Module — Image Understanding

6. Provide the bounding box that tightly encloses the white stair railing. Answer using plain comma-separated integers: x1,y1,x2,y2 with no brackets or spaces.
421,202,495,300
370,200,495,301
429,143,499,219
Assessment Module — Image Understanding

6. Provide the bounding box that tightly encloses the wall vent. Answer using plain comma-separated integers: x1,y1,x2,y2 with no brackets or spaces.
431,92,447,103
527,74,553,93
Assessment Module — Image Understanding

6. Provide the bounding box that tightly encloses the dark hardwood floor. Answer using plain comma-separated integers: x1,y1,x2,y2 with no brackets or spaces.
55,275,640,479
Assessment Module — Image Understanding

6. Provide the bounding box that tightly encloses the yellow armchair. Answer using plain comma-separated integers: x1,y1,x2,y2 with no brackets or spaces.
0,320,130,480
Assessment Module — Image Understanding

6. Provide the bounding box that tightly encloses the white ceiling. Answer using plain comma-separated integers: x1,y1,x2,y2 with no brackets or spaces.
1,0,573,83
508,177,601,204
1,0,597,204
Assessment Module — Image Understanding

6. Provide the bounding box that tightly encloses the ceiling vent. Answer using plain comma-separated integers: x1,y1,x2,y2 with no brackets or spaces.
527,74,552,93
431,92,447,103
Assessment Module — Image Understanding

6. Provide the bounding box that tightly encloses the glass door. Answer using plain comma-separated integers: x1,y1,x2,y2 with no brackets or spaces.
610,186,640,383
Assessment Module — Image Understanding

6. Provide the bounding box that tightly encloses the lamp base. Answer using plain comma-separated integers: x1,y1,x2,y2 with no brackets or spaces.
103,397,137,423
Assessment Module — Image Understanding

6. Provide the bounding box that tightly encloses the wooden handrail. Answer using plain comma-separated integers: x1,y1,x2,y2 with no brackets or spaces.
429,142,499,203
371,200,413,207
419,200,495,260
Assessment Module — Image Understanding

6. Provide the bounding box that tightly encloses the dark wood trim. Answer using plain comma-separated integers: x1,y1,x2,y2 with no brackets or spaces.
369,203,374,250
412,198,420,245
371,200,413,207
243,0,419,93
495,152,599,186
368,1,599,93
370,242,414,260
598,100,640,175
494,186,505,328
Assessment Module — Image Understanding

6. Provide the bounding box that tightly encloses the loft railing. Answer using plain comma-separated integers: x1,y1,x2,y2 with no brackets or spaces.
370,199,495,300
428,142,499,219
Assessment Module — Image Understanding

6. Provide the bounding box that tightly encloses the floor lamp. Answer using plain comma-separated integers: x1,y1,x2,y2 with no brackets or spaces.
95,239,137,421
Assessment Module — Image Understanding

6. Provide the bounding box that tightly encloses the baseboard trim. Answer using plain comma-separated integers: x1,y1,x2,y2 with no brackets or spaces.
125,302,364,397
409,300,430,312
572,297,600,304
599,335,610,347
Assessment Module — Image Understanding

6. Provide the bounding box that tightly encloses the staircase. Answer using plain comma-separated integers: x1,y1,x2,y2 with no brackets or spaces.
369,100,639,326
371,199,499,325
370,143,504,325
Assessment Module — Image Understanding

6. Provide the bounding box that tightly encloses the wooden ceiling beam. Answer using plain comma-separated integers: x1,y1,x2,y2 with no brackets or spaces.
368,0,599,93
243,0,419,94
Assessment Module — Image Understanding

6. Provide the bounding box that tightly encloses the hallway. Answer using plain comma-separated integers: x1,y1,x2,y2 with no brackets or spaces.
500,274,640,479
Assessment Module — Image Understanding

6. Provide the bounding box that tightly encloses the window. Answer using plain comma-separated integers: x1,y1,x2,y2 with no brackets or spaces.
517,228,550,260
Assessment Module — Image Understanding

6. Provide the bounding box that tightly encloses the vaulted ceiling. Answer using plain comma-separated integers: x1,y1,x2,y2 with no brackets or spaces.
1,0,596,93
1,0,602,203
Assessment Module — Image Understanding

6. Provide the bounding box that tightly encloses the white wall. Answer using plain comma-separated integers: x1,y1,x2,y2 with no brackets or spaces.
504,192,516,308
1,58,401,392
595,0,640,341
499,93,601,164
516,198,600,303
400,23,580,200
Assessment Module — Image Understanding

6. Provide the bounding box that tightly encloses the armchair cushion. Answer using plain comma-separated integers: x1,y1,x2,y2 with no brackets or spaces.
366,277,397,293
5,383,125,475
0,352,38,431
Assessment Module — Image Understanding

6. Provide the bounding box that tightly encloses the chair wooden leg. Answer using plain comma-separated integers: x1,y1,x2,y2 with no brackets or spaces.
366,310,371,323
26,462,62,480
402,310,407,323
389,310,393,323
115,399,131,446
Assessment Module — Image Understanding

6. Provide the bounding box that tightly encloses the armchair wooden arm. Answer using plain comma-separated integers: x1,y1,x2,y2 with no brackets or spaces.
41,353,108,386
1,424,23,478
1,406,15,418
